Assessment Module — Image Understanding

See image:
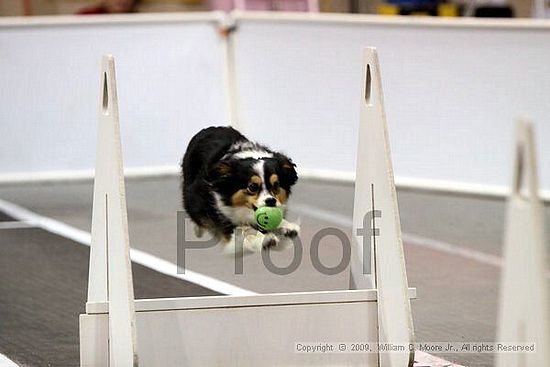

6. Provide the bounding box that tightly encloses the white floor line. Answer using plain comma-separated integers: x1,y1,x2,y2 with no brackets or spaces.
0,221,36,230
290,202,550,279
0,354,19,367
0,199,256,297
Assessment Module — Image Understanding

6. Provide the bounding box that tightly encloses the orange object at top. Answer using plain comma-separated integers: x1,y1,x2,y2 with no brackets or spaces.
377,3,400,15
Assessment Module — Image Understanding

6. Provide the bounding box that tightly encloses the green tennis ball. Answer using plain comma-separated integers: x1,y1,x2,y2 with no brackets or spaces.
255,206,283,231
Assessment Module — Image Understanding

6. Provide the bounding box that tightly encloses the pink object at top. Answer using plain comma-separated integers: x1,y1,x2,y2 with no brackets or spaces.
209,0,318,12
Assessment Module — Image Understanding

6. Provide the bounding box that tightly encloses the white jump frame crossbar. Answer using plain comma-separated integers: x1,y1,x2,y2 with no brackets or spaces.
79,49,415,366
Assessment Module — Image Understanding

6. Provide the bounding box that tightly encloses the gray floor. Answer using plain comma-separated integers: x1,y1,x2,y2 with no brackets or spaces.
0,227,218,367
1,177,549,367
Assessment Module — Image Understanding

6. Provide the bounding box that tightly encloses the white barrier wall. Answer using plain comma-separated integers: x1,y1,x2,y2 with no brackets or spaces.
0,13,226,179
231,13,550,193
3,12,550,196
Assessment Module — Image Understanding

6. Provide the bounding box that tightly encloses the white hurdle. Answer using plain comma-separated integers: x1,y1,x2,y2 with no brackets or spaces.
496,120,550,367
79,48,416,367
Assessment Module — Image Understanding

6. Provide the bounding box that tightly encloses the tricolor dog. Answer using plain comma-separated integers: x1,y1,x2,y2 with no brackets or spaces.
181,126,300,252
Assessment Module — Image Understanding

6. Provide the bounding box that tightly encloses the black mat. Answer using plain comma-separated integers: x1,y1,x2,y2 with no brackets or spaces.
0,228,219,367
0,211,15,222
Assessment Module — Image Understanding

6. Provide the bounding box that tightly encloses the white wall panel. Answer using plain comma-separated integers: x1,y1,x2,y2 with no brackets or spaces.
0,14,226,176
232,13,550,191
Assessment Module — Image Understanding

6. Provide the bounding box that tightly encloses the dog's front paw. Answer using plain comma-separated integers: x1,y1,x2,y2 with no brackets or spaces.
262,232,279,249
241,231,279,252
270,235,294,252
242,231,264,253
279,221,300,238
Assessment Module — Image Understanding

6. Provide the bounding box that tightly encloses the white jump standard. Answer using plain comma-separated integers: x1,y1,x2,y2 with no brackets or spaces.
84,55,139,367
79,49,416,366
496,120,550,367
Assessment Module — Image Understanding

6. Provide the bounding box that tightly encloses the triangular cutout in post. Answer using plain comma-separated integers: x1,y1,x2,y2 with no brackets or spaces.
88,55,139,366
496,119,549,367
349,47,414,366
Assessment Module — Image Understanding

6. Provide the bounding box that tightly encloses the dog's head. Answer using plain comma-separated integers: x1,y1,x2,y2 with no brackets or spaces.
208,152,298,226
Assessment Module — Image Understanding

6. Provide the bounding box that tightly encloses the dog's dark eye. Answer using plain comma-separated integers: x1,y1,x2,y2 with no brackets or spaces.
271,181,280,192
247,183,260,194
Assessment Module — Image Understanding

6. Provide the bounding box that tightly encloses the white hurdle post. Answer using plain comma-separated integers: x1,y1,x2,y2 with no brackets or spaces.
83,55,138,367
496,120,550,367
80,49,415,367
350,47,415,367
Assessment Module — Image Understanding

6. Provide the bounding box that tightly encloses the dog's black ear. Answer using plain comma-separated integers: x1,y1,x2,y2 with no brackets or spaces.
275,153,298,187
208,161,232,182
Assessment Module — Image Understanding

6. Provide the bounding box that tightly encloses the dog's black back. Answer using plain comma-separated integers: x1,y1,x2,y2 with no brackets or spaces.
181,127,246,238
182,126,246,184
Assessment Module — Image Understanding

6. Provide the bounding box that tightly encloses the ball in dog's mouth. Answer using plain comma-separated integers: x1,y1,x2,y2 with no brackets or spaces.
255,206,283,231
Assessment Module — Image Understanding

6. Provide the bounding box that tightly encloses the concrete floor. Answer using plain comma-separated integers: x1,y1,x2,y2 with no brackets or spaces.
0,176,549,366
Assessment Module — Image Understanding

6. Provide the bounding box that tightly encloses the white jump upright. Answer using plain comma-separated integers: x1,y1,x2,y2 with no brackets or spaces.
80,50,415,366
496,120,550,367
82,55,138,367
350,48,414,367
